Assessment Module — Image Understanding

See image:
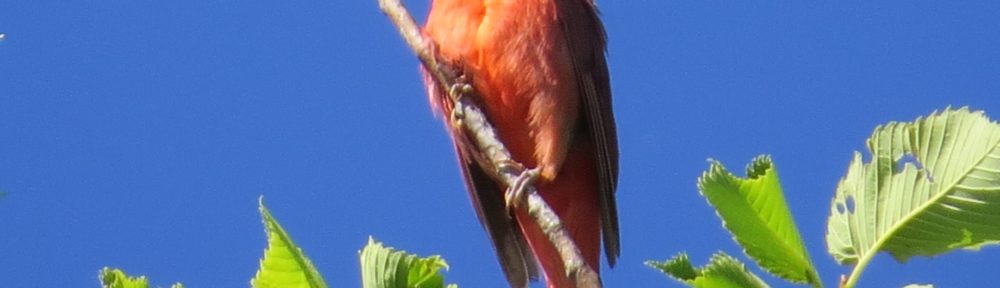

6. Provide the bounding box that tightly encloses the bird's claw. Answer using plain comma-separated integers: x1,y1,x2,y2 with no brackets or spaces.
505,167,540,210
447,75,473,124
449,103,465,126
448,75,473,97
498,160,525,175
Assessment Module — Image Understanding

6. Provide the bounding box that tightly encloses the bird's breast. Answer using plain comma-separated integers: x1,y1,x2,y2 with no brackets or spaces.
426,0,580,180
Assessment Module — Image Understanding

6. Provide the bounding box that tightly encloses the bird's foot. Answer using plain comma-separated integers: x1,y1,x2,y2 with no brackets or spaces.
447,75,473,124
505,167,540,210
448,75,474,100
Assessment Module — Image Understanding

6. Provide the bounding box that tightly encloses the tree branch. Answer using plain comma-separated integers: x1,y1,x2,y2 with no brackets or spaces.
378,0,601,286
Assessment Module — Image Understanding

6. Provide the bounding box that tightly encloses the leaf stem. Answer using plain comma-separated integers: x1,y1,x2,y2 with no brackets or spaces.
842,250,875,288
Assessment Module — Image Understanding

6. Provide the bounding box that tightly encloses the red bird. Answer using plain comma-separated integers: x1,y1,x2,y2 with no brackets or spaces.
422,0,619,287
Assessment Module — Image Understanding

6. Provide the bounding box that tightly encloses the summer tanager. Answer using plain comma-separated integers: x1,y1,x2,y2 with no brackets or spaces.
422,0,619,287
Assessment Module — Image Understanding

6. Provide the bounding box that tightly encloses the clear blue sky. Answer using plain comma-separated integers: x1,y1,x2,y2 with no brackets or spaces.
1,1,998,287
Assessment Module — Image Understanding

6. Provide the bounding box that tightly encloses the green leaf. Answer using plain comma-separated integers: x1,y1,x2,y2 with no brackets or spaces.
647,252,769,288
99,267,182,288
360,237,455,288
99,268,149,288
827,107,1000,286
698,156,821,286
252,197,327,288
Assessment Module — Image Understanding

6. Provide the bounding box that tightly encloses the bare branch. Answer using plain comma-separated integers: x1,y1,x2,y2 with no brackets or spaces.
378,0,601,286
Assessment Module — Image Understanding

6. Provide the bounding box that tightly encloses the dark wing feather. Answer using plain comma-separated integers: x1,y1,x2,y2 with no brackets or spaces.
453,134,539,287
423,62,539,286
555,0,621,265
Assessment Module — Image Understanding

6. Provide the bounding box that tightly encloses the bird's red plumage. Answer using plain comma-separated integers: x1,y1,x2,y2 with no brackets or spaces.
423,1,618,287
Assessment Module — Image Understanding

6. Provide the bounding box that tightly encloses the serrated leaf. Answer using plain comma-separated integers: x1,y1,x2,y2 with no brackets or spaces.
99,267,181,288
648,253,698,280
698,156,821,286
827,107,1000,285
360,237,454,288
99,268,149,288
252,197,327,288
647,252,769,288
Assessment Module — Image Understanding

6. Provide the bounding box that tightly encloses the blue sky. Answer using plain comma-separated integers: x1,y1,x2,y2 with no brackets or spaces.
1,1,998,287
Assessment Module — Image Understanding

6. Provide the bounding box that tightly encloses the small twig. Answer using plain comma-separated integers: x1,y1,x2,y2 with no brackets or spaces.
378,0,600,286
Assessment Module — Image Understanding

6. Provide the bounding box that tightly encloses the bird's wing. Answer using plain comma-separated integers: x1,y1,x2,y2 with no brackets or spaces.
453,142,539,287
424,66,539,287
556,0,621,265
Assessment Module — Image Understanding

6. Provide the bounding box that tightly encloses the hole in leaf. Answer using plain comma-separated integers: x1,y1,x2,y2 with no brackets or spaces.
896,153,934,182
845,196,855,214
895,154,923,172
